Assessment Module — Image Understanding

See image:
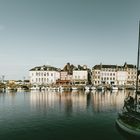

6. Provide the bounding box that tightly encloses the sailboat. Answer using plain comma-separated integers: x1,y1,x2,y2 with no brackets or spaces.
116,22,140,137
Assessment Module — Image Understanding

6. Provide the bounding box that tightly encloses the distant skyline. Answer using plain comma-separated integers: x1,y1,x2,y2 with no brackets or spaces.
0,0,140,80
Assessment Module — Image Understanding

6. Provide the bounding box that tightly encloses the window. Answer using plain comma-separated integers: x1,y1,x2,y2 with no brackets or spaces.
51,73,53,76
47,73,49,76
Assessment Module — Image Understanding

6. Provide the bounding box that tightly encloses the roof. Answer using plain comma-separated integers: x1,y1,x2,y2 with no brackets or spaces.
29,65,60,71
93,64,117,69
125,64,136,68
124,62,136,68
93,63,136,70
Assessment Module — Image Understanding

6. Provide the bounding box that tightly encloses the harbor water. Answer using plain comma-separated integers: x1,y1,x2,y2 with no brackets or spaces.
0,90,136,140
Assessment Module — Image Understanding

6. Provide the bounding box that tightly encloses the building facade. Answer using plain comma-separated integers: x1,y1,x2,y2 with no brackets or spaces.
124,63,137,86
72,70,88,85
92,63,136,86
72,65,89,85
56,70,72,85
116,66,127,85
29,65,60,85
92,64,117,86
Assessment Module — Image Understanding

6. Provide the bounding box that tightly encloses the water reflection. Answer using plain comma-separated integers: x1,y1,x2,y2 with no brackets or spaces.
0,90,136,140
30,91,87,115
30,90,135,114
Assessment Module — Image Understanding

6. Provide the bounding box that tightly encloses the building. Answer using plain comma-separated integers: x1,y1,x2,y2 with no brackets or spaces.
56,63,75,85
60,71,72,81
92,64,118,86
124,62,137,86
56,70,72,85
72,65,89,85
29,65,60,85
92,63,136,86
116,66,127,85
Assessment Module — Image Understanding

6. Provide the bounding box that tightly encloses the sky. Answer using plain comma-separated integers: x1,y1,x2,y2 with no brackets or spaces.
0,0,140,80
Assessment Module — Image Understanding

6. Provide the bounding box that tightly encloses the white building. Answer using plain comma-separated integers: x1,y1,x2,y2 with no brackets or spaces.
116,66,128,85
29,65,60,85
72,70,88,85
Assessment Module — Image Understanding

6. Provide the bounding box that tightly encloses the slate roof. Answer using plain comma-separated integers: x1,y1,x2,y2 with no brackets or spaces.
29,65,60,71
93,63,136,70
93,64,117,69
125,64,136,68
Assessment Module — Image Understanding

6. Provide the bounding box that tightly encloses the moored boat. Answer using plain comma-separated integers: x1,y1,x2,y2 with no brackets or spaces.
116,22,140,137
111,85,118,90
84,86,90,90
71,86,78,90
118,86,125,90
116,116,140,136
97,85,104,90
91,86,96,90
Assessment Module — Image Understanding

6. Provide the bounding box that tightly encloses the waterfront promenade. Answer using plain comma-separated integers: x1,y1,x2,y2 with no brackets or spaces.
0,82,138,93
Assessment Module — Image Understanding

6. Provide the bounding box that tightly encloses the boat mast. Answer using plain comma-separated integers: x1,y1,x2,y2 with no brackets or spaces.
135,21,140,103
